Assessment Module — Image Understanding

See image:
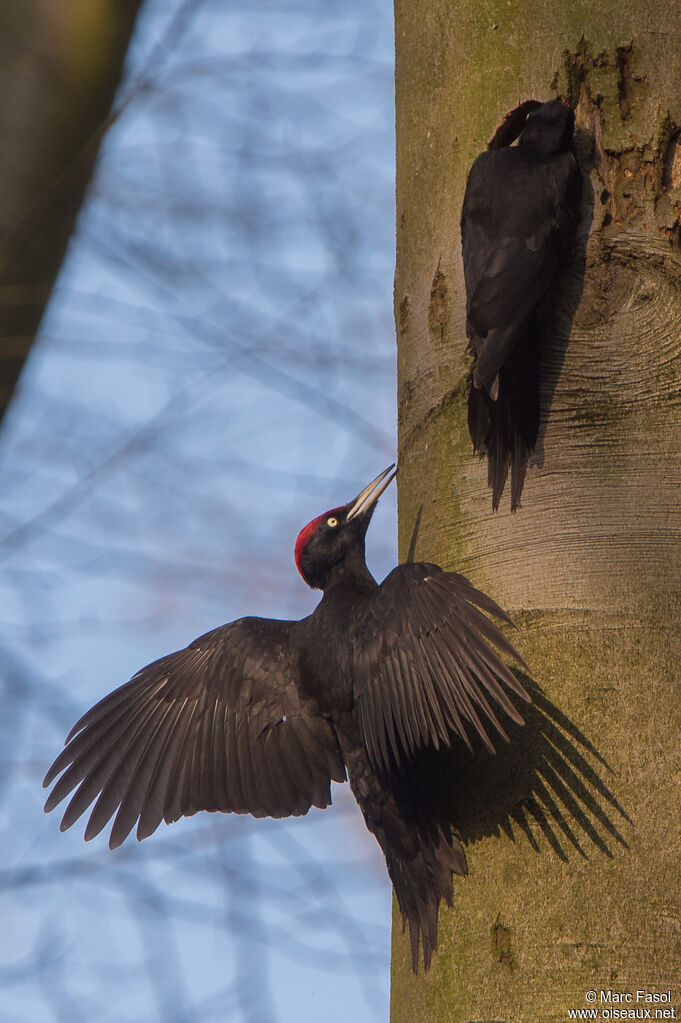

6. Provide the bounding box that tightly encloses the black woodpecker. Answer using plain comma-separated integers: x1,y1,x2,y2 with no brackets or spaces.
461,98,582,511
44,466,529,971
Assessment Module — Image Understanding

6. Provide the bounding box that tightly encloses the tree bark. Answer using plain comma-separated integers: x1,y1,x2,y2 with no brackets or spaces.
0,0,144,426
393,2,681,1019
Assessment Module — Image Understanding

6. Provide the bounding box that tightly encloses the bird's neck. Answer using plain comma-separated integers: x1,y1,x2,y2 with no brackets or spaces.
321,554,377,595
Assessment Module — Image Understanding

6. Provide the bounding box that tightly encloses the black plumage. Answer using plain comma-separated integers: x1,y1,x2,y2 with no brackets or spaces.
461,98,582,510
44,466,529,971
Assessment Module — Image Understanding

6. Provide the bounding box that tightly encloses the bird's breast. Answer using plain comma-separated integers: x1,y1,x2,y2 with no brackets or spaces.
292,586,372,716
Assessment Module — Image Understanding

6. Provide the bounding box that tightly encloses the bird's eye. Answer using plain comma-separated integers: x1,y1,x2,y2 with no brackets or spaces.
327,517,338,527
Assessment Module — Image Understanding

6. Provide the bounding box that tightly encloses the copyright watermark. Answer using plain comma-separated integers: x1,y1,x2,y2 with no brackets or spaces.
566,989,676,1019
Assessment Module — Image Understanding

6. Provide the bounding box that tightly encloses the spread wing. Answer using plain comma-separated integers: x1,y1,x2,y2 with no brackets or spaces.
352,563,529,773
461,147,580,386
43,617,346,848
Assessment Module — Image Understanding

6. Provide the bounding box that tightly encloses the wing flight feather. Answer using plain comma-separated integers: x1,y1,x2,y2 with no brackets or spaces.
44,617,346,847
354,563,529,773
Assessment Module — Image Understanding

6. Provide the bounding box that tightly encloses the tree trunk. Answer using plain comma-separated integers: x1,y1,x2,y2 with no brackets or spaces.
0,0,144,425
393,2,681,1019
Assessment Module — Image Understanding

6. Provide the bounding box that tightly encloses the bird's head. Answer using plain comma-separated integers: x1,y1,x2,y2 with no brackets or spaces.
519,98,575,157
294,465,397,590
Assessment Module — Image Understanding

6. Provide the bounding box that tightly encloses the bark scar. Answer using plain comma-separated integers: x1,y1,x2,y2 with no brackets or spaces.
428,265,450,342
491,912,517,970
562,38,681,244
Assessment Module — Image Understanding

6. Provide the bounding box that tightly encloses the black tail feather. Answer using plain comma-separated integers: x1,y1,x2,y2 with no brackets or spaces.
352,756,468,973
387,825,467,971
467,330,540,512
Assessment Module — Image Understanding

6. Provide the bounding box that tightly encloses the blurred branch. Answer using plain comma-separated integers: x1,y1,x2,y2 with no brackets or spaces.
0,0,146,426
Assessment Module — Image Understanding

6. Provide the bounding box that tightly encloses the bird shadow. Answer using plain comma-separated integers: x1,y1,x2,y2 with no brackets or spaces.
532,125,595,471
412,676,630,863
405,505,423,564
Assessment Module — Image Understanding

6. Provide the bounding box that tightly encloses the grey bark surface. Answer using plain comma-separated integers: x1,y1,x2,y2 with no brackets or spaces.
393,2,681,1019
0,1,144,425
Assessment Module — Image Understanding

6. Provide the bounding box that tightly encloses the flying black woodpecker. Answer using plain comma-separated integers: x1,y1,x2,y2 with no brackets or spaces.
461,98,582,511
43,466,529,971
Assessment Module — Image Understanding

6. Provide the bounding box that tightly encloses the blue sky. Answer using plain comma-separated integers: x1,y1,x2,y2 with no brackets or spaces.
0,2,397,1020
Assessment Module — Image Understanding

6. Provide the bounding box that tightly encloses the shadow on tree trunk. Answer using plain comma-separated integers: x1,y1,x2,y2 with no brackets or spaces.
532,127,595,473
408,676,630,867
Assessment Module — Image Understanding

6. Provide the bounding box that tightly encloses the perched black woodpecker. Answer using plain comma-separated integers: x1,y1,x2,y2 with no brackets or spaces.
43,466,529,971
461,97,582,511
